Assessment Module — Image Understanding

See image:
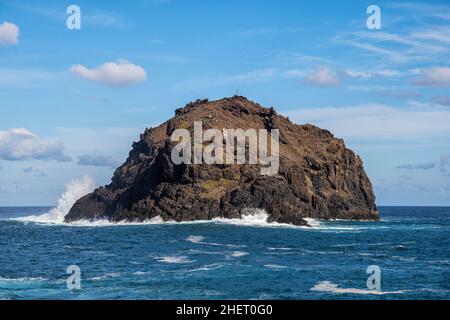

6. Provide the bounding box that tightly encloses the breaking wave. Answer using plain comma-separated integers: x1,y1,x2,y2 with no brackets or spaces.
0,276,47,283
212,209,316,229
13,189,376,232
155,256,196,264
311,281,407,295
14,176,96,224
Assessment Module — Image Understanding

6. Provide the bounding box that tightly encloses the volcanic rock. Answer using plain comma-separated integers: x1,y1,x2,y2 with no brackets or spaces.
65,96,378,226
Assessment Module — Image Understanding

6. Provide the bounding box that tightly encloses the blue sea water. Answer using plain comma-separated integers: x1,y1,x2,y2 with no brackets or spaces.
0,206,449,300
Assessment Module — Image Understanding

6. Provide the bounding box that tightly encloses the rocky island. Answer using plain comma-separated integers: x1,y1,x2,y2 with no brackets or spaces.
65,96,378,226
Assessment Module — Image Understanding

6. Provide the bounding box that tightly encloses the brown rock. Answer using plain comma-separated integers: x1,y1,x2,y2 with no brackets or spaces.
65,96,378,225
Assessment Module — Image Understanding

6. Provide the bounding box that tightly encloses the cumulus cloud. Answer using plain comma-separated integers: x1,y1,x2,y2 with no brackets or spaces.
69,59,147,86
413,67,450,86
0,128,72,161
0,21,19,46
77,154,118,167
304,67,340,86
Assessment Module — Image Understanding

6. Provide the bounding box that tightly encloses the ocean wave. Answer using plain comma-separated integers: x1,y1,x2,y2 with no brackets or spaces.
186,235,243,248
88,272,121,281
186,263,224,273
227,251,249,258
186,249,226,255
13,176,95,224
311,281,407,295
10,183,381,233
155,255,196,264
0,276,47,283
264,264,288,269
10,176,99,226
212,209,314,229
87,272,120,281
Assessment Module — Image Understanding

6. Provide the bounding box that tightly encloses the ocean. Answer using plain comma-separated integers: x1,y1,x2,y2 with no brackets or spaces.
0,205,449,300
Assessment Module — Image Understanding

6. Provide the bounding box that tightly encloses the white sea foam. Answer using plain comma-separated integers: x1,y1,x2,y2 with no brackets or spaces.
311,281,406,295
213,209,314,229
0,276,47,283
186,235,243,248
155,255,195,264
213,209,269,226
187,263,223,272
88,272,121,281
229,251,249,257
186,235,206,243
14,176,96,224
12,190,375,233
304,218,320,227
264,264,287,269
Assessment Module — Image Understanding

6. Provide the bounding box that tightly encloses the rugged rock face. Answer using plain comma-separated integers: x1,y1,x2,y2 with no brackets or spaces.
65,96,378,226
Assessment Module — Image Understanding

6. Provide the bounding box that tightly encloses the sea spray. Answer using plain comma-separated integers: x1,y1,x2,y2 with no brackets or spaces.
16,175,95,223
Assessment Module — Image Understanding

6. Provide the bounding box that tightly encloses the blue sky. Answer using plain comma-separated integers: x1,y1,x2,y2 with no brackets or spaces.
1,0,450,206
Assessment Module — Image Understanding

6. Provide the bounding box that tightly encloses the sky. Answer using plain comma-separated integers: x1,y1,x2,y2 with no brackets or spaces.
0,0,450,206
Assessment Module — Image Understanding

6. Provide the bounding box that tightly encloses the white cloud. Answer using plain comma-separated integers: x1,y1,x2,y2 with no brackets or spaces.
342,69,401,79
304,67,340,86
388,2,450,21
0,21,19,46
411,27,450,45
413,67,450,86
333,20,450,64
83,13,123,28
69,59,147,86
285,104,450,141
0,128,72,161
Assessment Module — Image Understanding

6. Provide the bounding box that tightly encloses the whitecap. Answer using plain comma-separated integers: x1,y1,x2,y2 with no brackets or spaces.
185,235,243,248
212,209,310,229
187,263,223,272
0,276,47,283
88,272,121,281
311,281,406,295
264,264,287,269
229,251,248,257
186,235,206,243
155,255,195,264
